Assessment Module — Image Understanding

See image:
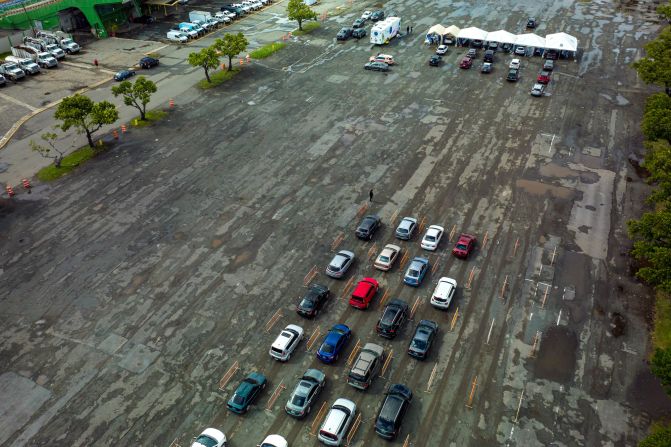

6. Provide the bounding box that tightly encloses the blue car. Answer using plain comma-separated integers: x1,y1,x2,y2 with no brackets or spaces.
403,257,429,287
227,371,267,414
316,324,351,364
114,69,136,81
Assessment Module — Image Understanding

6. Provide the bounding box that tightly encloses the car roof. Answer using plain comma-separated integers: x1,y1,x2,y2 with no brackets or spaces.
411,256,429,264
201,428,226,443
418,319,438,330
388,298,408,309
457,234,475,242
427,225,444,233
353,279,375,295
303,368,326,383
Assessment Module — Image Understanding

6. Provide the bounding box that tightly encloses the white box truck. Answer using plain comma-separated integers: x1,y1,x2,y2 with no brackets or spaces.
5,56,40,74
36,31,80,54
189,10,213,23
11,46,58,68
23,36,65,60
370,17,401,45
0,61,25,81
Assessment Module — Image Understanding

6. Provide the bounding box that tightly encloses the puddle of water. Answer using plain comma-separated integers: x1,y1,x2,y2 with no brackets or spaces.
539,163,580,179
535,326,578,383
516,179,576,200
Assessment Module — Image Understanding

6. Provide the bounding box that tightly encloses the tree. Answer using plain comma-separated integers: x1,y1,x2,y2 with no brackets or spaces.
187,47,220,82
651,347,671,395
287,0,317,31
628,209,671,292
644,139,671,203
640,422,671,447
213,33,249,71
632,27,671,96
54,94,118,148
642,96,671,141
111,76,157,121
659,3,671,21
29,132,65,167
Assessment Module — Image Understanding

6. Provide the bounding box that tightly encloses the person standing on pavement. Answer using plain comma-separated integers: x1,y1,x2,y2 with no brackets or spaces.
369,189,374,202
407,25,410,35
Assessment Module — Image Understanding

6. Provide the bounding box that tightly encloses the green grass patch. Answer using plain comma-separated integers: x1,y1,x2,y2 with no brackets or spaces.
0,51,10,60
145,51,162,59
653,291,671,351
250,42,287,59
293,22,321,35
197,67,240,89
131,110,168,128
36,145,99,182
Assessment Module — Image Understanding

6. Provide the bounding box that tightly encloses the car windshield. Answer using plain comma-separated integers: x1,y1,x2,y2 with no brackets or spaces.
292,394,307,406
194,435,218,447
379,255,389,262
321,343,334,353
408,269,419,278
377,416,394,430
457,243,468,250
426,235,435,242
411,338,427,350
232,394,245,405
382,309,396,324
398,227,408,233
300,298,314,309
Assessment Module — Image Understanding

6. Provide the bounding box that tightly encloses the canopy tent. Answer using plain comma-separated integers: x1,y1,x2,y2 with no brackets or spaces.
444,25,460,39
514,33,546,48
457,26,488,41
485,30,516,44
545,32,578,52
425,24,461,45
426,24,449,37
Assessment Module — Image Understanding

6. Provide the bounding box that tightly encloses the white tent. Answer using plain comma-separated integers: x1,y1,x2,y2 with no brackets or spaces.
457,27,488,41
444,25,460,39
545,32,578,52
485,29,516,44
514,33,546,48
426,24,448,36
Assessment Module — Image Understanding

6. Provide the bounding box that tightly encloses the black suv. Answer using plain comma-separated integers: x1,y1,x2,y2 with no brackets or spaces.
483,49,494,62
356,215,381,240
352,28,367,39
352,18,365,29
376,299,409,339
296,283,330,318
375,384,413,439
507,68,519,82
526,17,537,28
408,320,438,360
370,10,385,21
336,27,353,41
429,55,442,66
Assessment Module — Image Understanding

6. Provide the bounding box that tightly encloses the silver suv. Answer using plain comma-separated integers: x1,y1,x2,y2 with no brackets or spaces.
347,343,384,390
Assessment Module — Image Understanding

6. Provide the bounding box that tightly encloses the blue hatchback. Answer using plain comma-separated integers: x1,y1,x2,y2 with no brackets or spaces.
403,257,429,286
316,324,351,364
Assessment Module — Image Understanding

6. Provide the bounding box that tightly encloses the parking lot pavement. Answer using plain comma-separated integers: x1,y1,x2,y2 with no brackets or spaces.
0,0,668,446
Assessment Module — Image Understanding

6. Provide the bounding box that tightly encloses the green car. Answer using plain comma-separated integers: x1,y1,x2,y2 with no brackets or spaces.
227,372,267,414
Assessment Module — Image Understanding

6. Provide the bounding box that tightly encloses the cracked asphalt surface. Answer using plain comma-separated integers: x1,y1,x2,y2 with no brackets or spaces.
1,0,670,445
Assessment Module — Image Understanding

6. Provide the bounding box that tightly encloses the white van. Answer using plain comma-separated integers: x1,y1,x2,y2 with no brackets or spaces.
269,324,304,362
167,30,188,42
430,277,457,310
318,398,357,446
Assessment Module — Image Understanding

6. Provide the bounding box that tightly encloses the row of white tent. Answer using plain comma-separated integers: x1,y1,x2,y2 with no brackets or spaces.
425,24,578,52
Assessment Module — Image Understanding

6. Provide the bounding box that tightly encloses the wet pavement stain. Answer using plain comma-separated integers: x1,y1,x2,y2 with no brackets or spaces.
516,179,577,200
534,326,578,384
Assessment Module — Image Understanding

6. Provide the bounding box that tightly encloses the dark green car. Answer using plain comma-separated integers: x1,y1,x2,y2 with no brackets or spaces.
227,372,267,414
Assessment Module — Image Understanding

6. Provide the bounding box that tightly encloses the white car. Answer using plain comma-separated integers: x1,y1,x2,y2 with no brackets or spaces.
374,244,401,271
531,83,545,97
509,58,520,69
421,225,444,251
318,398,357,446
436,44,448,55
259,434,288,447
191,428,226,447
270,324,304,361
430,277,457,310
361,10,372,20
166,30,188,42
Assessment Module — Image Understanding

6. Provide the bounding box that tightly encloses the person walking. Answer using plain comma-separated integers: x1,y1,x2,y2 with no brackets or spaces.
411,26,413,34
406,25,410,35
369,189,374,202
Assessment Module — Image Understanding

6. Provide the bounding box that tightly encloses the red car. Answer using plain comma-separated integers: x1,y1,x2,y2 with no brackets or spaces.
452,234,476,259
349,277,379,309
537,70,551,84
459,57,473,69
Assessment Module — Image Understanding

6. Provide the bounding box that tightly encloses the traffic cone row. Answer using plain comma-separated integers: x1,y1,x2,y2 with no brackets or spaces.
5,184,14,197
21,178,30,189
169,98,175,108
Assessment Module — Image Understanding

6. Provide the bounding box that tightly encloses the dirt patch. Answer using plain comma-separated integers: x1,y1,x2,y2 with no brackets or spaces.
516,179,577,200
534,326,578,383
626,367,671,416
610,312,626,337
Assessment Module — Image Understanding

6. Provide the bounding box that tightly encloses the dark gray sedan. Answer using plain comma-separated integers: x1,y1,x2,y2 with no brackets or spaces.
285,369,326,418
364,61,389,72
408,319,438,359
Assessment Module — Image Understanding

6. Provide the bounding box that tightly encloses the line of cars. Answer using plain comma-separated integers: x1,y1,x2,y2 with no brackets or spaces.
165,4,261,43
337,9,386,41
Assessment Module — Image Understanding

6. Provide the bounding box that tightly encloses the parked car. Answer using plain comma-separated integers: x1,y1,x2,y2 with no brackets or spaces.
509,58,521,69
318,398,357,446
376,299,409,338
452,233,476,258
507,68,519,81
364,61,390,72
369,53,395,65
269,324,304,361
483,49,494,62
526,17,537,28
297,283,330,318
227,372,267,413
545,49,559,60
467,48,477,58
139,56,159,69
0,74,6,87
374,244,401,271
488,41,498,51
543,59,554,71
191,428,227,447
356,214,381,240
352,28,367,39
395,217,417,240
429,55,442,66
436,44,448,55
481,62,492,73
403,257,429,286
258,435,287,447
347,343,385,390
352,18,366,28
472,39,483,48
408,320,438,360
530,83,545,97
361,10,372,20
285,368,326,418
337,27,353,41
317,324,351,363
167,30,188,42
114,69,135,81
349,277,379,309
514,45,526,56
326,250,354,278
374,384,412,440
421,225,444,251
459,57,473,69
370,9,385,21
430,277,457,310
537,70,551,84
